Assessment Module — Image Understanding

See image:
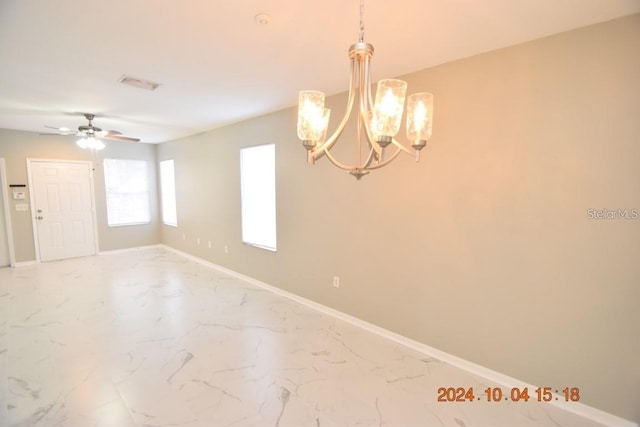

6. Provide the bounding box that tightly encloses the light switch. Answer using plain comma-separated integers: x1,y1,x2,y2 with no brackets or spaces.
15,204,29,211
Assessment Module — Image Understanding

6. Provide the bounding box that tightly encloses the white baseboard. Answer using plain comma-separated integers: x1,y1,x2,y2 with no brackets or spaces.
9,245,163,267
156,245,634,427
12,260,36,267
98,244,163,256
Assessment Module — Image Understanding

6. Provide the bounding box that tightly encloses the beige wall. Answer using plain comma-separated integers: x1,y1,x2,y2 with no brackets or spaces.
0,129,160,261
157,15,640,422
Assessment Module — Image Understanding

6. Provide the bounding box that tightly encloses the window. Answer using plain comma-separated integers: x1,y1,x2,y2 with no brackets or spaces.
103,159,150,226
159,159,177,226
240,144,276,251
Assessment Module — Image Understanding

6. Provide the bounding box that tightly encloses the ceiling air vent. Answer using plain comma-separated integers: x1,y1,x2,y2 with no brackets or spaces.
118,75,161,91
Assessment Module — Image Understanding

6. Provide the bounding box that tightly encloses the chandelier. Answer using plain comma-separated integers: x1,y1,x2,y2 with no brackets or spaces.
296,0,433,179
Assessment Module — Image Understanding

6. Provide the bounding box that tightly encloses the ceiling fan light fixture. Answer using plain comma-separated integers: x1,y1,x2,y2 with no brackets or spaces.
118,75,161,91
77,136,105,150
46,113,137,147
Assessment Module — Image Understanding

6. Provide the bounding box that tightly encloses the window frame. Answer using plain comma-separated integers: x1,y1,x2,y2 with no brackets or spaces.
239,143,277,252
103,158,151,227
159,159,178,227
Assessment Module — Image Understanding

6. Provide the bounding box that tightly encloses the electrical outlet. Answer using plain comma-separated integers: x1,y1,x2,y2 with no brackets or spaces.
333,276,340,288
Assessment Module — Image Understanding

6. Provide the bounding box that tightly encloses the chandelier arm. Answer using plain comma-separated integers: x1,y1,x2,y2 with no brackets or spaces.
362,146,379,169
359,118,380,169
356,59,363,170
390,136,417,156
357,57,372,170
363,146,403,170
360,137,418,171
353,53,381,170
360,54,382,162
312,59,359,161
322,146,356,171
360,80,378,170
354,51,381,171
360,111,380,168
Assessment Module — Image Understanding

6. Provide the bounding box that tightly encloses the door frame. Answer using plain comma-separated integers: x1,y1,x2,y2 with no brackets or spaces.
0,158,16,267
26,158,100,262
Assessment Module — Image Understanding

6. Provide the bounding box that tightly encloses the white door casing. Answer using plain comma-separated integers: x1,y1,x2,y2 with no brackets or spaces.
28,160,97,262
0,159,14,267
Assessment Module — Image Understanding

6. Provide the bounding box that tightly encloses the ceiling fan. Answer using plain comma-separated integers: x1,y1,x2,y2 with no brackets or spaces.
42,113,140,143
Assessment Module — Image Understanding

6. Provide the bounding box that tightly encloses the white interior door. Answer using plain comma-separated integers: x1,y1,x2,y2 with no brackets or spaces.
0,160,10,267
30,160,96,262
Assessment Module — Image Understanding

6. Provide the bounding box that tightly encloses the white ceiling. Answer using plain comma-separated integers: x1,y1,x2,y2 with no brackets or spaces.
1,0,638,144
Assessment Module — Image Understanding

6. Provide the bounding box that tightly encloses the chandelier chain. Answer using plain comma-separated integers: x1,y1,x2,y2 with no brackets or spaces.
359,0,365,42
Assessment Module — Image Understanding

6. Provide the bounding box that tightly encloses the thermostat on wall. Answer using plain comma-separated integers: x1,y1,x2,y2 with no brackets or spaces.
13,191,26,200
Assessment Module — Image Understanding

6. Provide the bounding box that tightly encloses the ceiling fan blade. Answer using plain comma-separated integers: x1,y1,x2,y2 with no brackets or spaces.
44,125,76,134
42,114,139,142
104,134,140,142
40,131,78,136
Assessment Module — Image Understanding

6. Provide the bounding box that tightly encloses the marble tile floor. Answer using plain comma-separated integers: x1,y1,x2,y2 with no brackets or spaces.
0,247,610,427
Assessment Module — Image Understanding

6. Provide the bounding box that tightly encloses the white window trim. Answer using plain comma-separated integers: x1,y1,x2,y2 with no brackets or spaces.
240,144,277,252
160,159,178,227
103,158,151,227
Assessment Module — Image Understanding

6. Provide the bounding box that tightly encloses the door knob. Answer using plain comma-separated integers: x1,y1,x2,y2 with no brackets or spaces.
36,216,43,220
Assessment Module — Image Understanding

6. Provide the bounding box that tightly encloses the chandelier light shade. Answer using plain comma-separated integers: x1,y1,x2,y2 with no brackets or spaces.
406,92,434,149
296,0,434,179
297,91,329,144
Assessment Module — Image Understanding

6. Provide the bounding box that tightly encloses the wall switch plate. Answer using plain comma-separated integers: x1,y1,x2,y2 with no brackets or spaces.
15,204,28,211
333,276,340,288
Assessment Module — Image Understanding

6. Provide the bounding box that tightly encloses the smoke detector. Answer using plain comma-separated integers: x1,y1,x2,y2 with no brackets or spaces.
254,14,271,25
